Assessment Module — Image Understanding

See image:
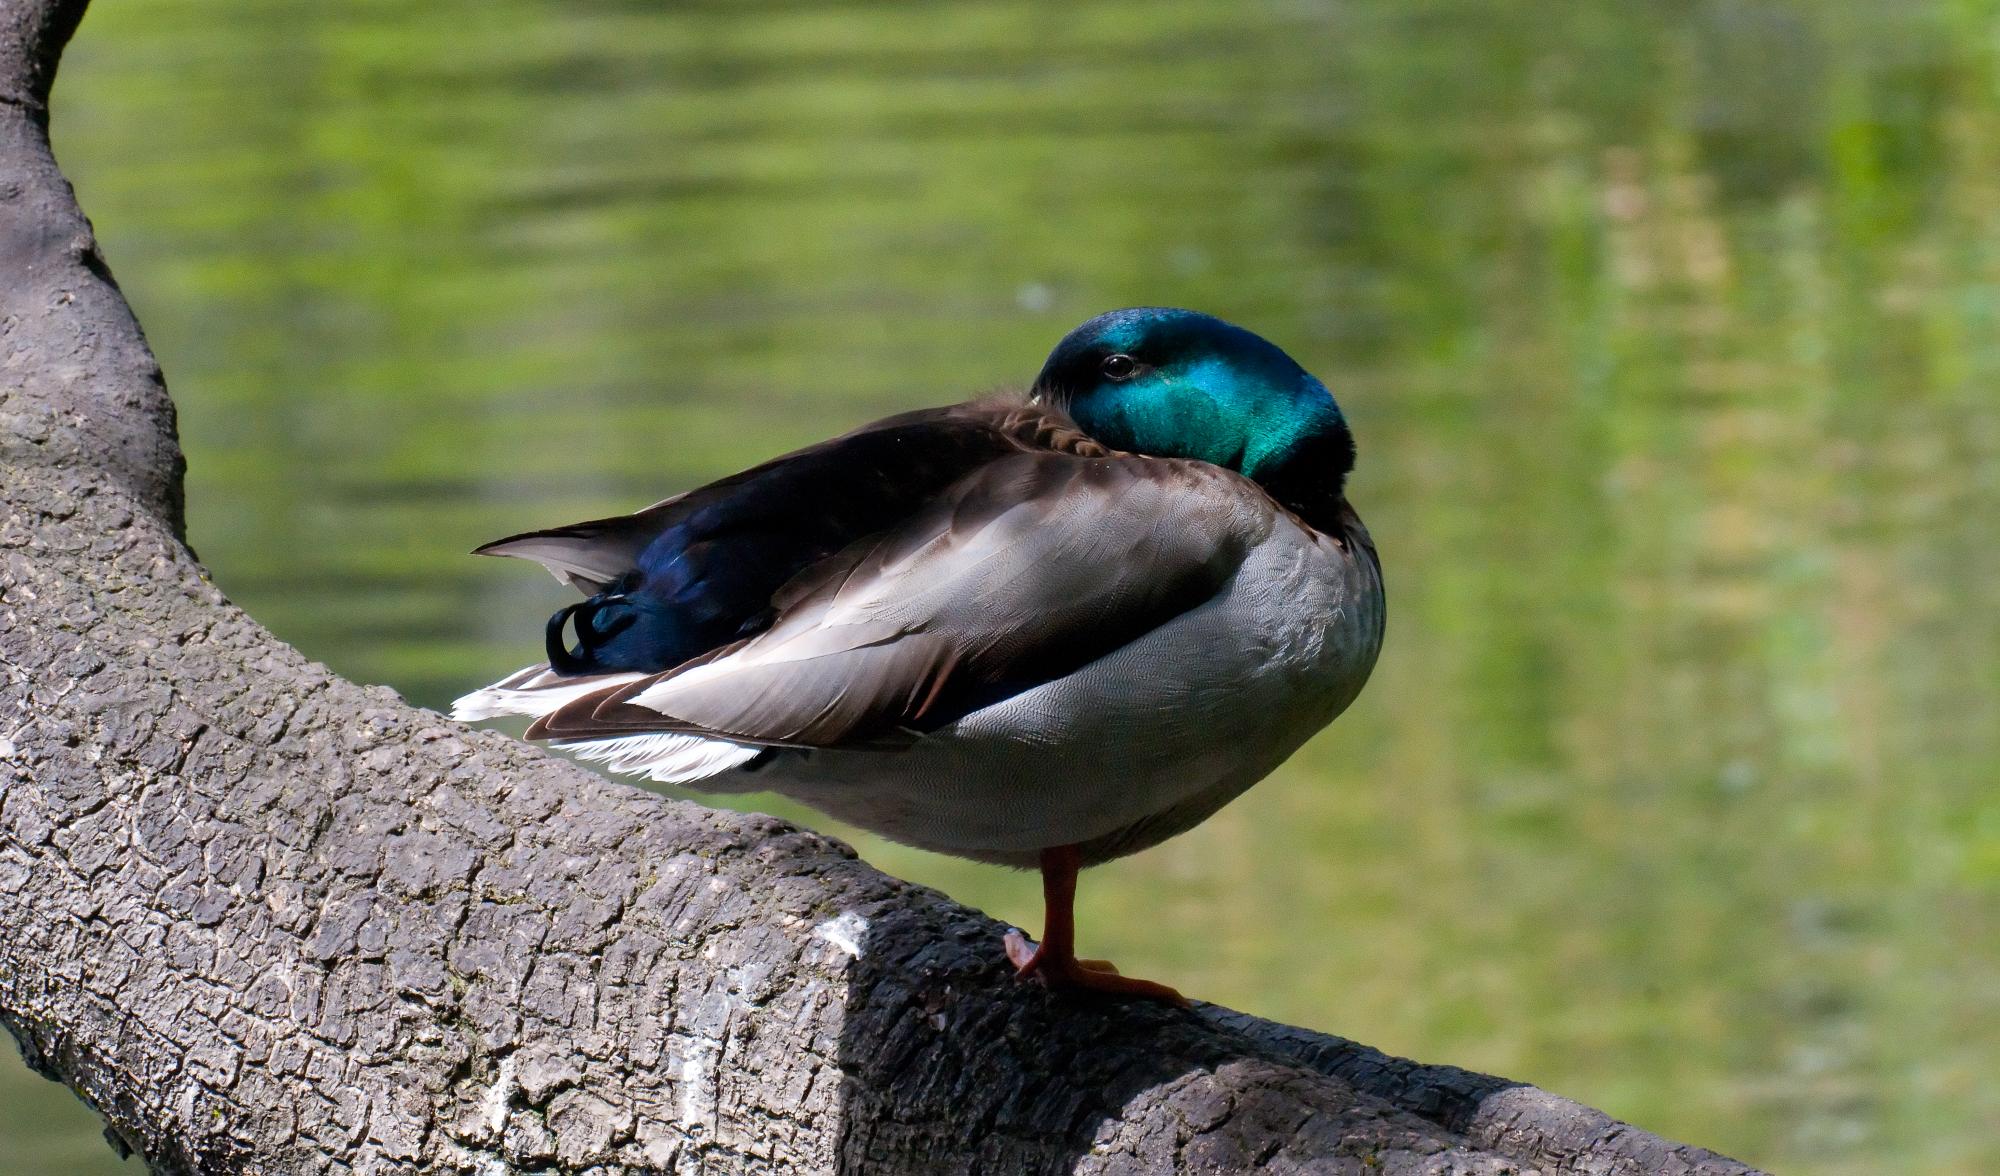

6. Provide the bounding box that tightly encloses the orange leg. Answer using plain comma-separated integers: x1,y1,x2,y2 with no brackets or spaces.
1003,845,1188,1005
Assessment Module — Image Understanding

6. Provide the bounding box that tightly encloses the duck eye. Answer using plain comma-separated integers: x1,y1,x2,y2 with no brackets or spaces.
1100,353,1138,381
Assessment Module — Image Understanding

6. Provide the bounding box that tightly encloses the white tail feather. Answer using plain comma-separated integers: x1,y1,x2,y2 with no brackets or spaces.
554,732,762,785
450,664,648,722
454,664,761,786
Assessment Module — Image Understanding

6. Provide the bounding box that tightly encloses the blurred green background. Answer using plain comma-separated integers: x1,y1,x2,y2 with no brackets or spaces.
6,0,1998,1171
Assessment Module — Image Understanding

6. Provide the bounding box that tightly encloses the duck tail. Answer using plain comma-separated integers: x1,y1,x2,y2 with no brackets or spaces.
449,664,648,722
451,665,765,788
551,732,765,788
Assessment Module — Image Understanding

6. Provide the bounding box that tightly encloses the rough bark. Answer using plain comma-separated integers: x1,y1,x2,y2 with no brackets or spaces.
0,2,1769,1172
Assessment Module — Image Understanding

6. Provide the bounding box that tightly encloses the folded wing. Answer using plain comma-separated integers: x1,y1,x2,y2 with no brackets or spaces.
526,453,1272,750
470,402,1066,675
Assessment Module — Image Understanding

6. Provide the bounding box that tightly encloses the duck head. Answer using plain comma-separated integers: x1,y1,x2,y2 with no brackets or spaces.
1031,308,1354,525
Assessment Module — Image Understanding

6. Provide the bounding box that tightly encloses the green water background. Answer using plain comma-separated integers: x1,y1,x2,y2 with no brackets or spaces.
5,1,1997,1171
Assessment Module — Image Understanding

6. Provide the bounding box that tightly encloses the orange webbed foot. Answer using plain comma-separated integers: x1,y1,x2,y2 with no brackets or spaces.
1004,931,1189,1006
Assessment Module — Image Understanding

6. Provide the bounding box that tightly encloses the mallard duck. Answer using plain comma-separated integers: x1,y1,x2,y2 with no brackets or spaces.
454,308,1384,1002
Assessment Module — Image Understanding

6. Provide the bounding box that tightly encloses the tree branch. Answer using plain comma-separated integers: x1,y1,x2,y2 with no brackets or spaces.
0,2,1766,1171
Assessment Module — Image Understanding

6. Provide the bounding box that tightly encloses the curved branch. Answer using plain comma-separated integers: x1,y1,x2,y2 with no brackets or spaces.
0,3,1767,1172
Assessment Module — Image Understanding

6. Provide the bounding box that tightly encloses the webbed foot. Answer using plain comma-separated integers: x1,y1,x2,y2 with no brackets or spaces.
1004,930,1189,1005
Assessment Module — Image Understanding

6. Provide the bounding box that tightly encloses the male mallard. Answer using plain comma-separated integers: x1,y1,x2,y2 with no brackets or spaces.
454,308,1384,1002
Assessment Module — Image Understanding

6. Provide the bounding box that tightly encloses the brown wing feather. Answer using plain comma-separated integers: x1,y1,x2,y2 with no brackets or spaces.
528,452,1273,750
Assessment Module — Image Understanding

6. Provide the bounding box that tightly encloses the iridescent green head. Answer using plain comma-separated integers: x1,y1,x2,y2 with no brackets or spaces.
1031,308,1355,522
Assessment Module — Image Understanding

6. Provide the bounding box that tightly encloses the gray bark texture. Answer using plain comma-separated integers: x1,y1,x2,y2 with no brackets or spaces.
0,2,1771,1172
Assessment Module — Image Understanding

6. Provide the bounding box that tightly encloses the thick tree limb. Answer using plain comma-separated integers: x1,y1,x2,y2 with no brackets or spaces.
0,2,1768,1171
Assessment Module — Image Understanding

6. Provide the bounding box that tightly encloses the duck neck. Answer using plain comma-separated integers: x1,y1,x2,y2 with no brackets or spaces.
1251,424,1354,533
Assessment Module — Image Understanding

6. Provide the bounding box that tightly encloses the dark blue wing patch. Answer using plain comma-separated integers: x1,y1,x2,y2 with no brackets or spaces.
483,407,1030,675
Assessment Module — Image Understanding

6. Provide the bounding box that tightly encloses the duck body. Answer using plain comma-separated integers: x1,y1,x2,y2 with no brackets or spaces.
456,308,1385,996
753,471,1380,868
